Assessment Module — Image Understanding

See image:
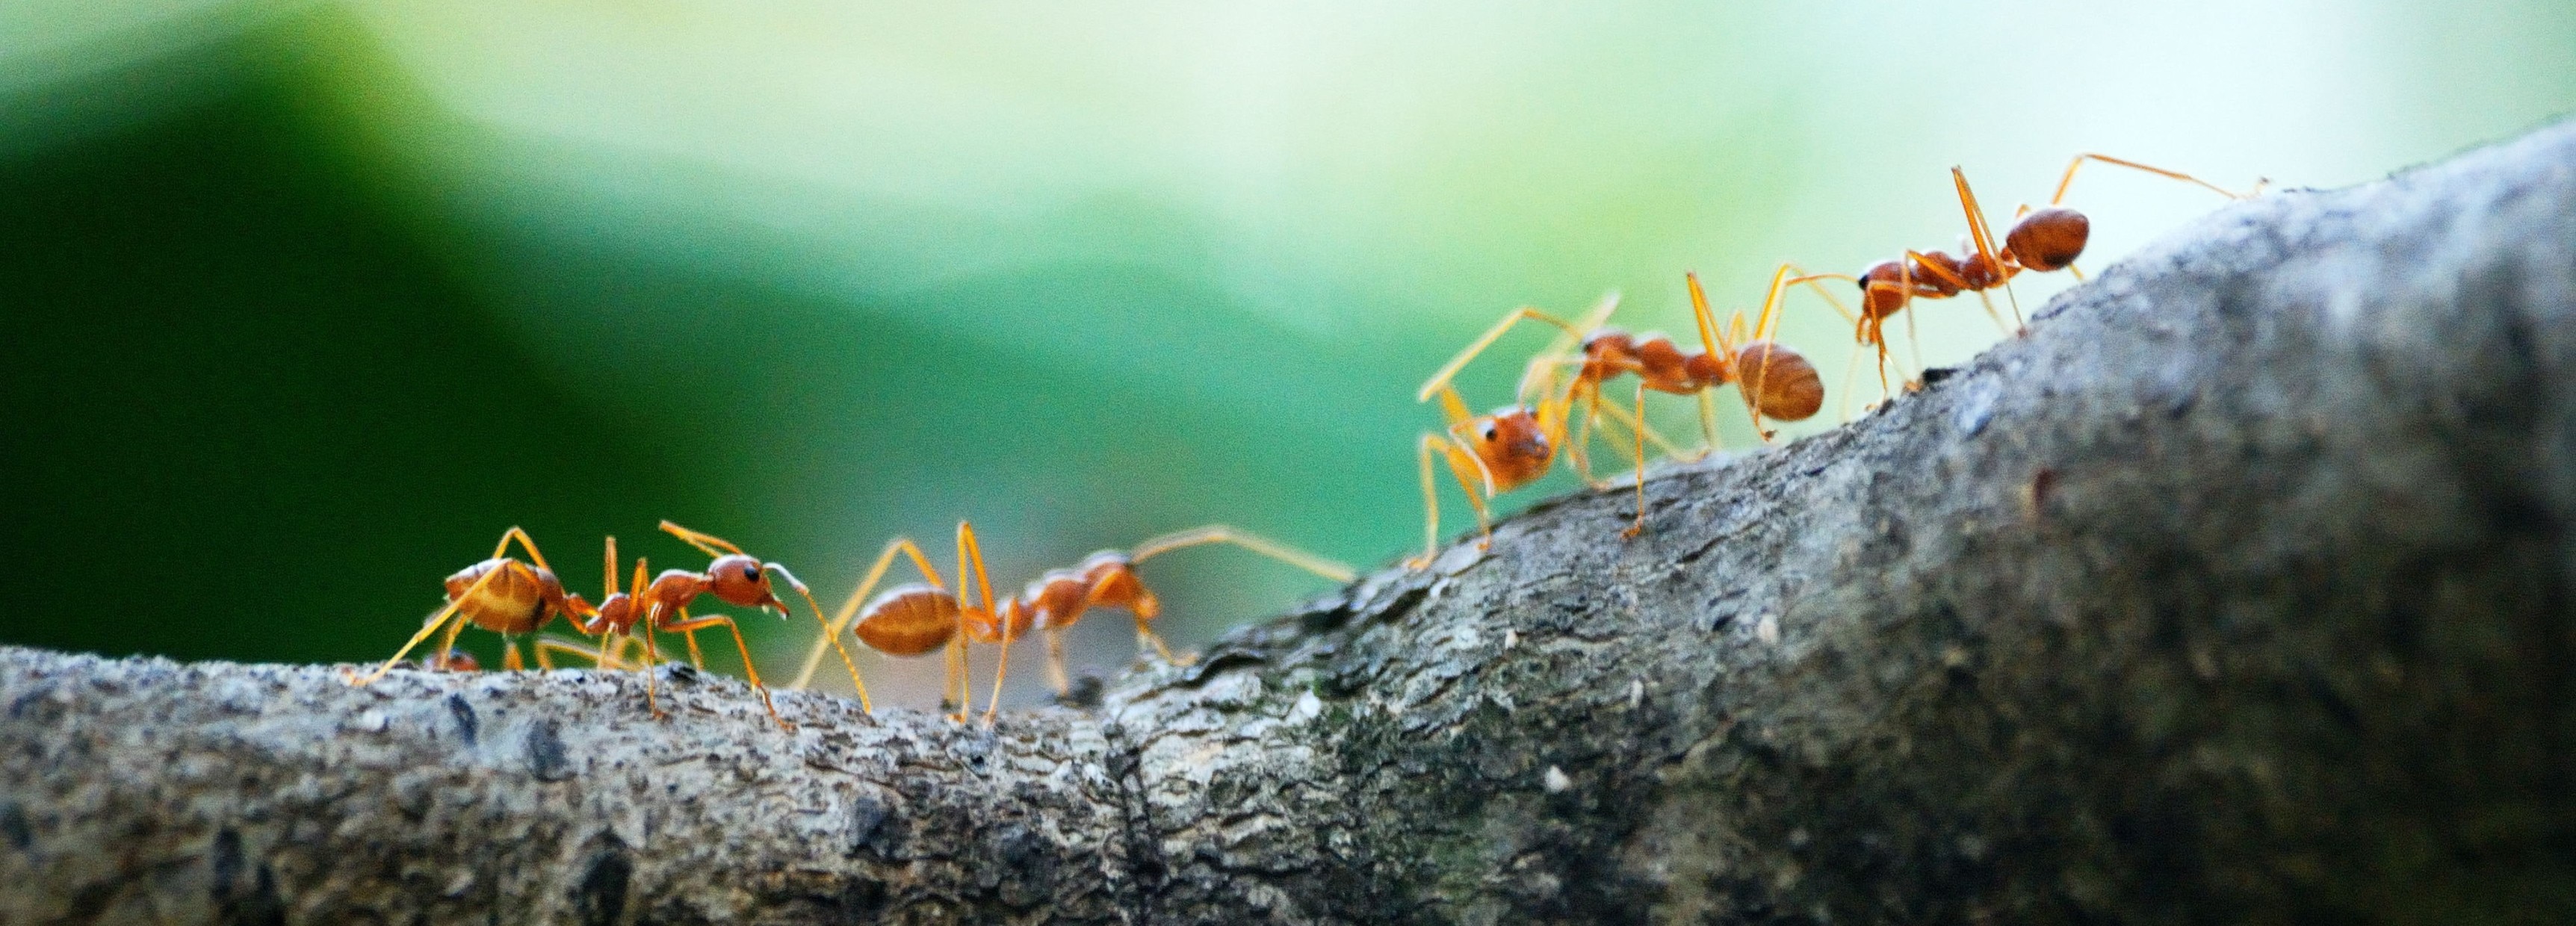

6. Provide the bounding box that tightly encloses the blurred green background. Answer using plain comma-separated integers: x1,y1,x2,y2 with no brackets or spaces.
4,1,2570,709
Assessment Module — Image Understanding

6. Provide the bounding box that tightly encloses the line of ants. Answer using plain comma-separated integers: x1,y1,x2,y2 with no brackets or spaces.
344,152,2257,727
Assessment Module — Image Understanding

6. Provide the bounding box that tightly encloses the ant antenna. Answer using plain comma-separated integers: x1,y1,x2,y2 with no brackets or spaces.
1127,526,1357,582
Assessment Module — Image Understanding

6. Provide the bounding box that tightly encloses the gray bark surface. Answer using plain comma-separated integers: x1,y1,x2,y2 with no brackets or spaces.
7,122,2576,925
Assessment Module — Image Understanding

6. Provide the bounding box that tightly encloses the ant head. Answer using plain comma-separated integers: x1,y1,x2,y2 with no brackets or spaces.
2006,206,2089,273
1470,407,1555,489
705,553,786,612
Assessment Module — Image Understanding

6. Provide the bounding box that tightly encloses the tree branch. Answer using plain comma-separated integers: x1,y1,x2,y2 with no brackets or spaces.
9,122,2576,924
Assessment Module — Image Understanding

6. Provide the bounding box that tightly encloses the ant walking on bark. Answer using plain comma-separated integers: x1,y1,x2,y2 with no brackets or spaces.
1831,155,2262,395
572,521,832,730
1414,274,1830,547
344,527,617,686
793,523,1351,725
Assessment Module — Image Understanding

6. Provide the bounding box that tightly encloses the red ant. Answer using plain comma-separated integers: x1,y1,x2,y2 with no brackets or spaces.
572,521,835,730
344,527,616,686
794,523,1352,725
1833,155,2261,394
347,526,820,731
1414,273,1831,548
785,524,979,719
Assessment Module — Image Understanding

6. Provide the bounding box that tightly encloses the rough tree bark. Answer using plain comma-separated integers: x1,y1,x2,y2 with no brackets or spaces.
8,122,2576,925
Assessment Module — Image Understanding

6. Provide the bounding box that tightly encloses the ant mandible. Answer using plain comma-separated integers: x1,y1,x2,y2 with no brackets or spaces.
1841,154,2262,394
344,527,610,686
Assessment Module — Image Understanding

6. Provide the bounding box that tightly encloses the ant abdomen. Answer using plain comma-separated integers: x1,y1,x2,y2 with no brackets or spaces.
2006,205,2089,273
442,559,566,635
1733,342,1825,421
853,585,959,656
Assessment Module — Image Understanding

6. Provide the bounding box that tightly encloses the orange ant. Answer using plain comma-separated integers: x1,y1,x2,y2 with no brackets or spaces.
1836,155,2261,393
785,523,982,719
344,527,617,686
1413,274,1830,548
572,521,835,730
794,523,1352,725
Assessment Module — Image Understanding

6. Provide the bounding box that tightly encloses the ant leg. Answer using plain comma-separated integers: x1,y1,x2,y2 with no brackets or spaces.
1044,627,1071,697
1418,307,1593,403
1951,169,2025,329
1783,269,1863,328
1570,388,1604,486
493,526,557,574
431,612,467,671
789,537,940,695
502,638,525,671
1413,435,1448,567
1694,389,1720,461
657,520,746,559
639,617,668,720
981,630,1014,727
345,569,500,686
1903,288,1924,385
1838,342,1863,423
1587,393,1692,460
2050,152,2260,206
1128,525,1357,582
1137,619,1183,668
1624,380,1647,538
677,615,708,671
663,614,790,730
533,637,613,669
958,522,1003,724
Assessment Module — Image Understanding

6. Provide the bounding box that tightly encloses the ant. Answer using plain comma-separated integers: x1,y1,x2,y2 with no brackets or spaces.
793,523,1352,726
1836,155,2262,394
344,527,617,686
1413,273,1830,549
784,524,980,719
1409,293,1629,563
574,521,836,730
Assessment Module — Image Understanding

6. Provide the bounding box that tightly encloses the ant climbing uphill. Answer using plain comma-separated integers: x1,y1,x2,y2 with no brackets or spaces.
791,523,1352,725
1414,276,1829,549
1833,154,2262,394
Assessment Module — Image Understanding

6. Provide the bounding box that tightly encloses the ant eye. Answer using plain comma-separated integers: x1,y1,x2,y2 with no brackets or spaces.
741,565,761,582
1481,425,1499,441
